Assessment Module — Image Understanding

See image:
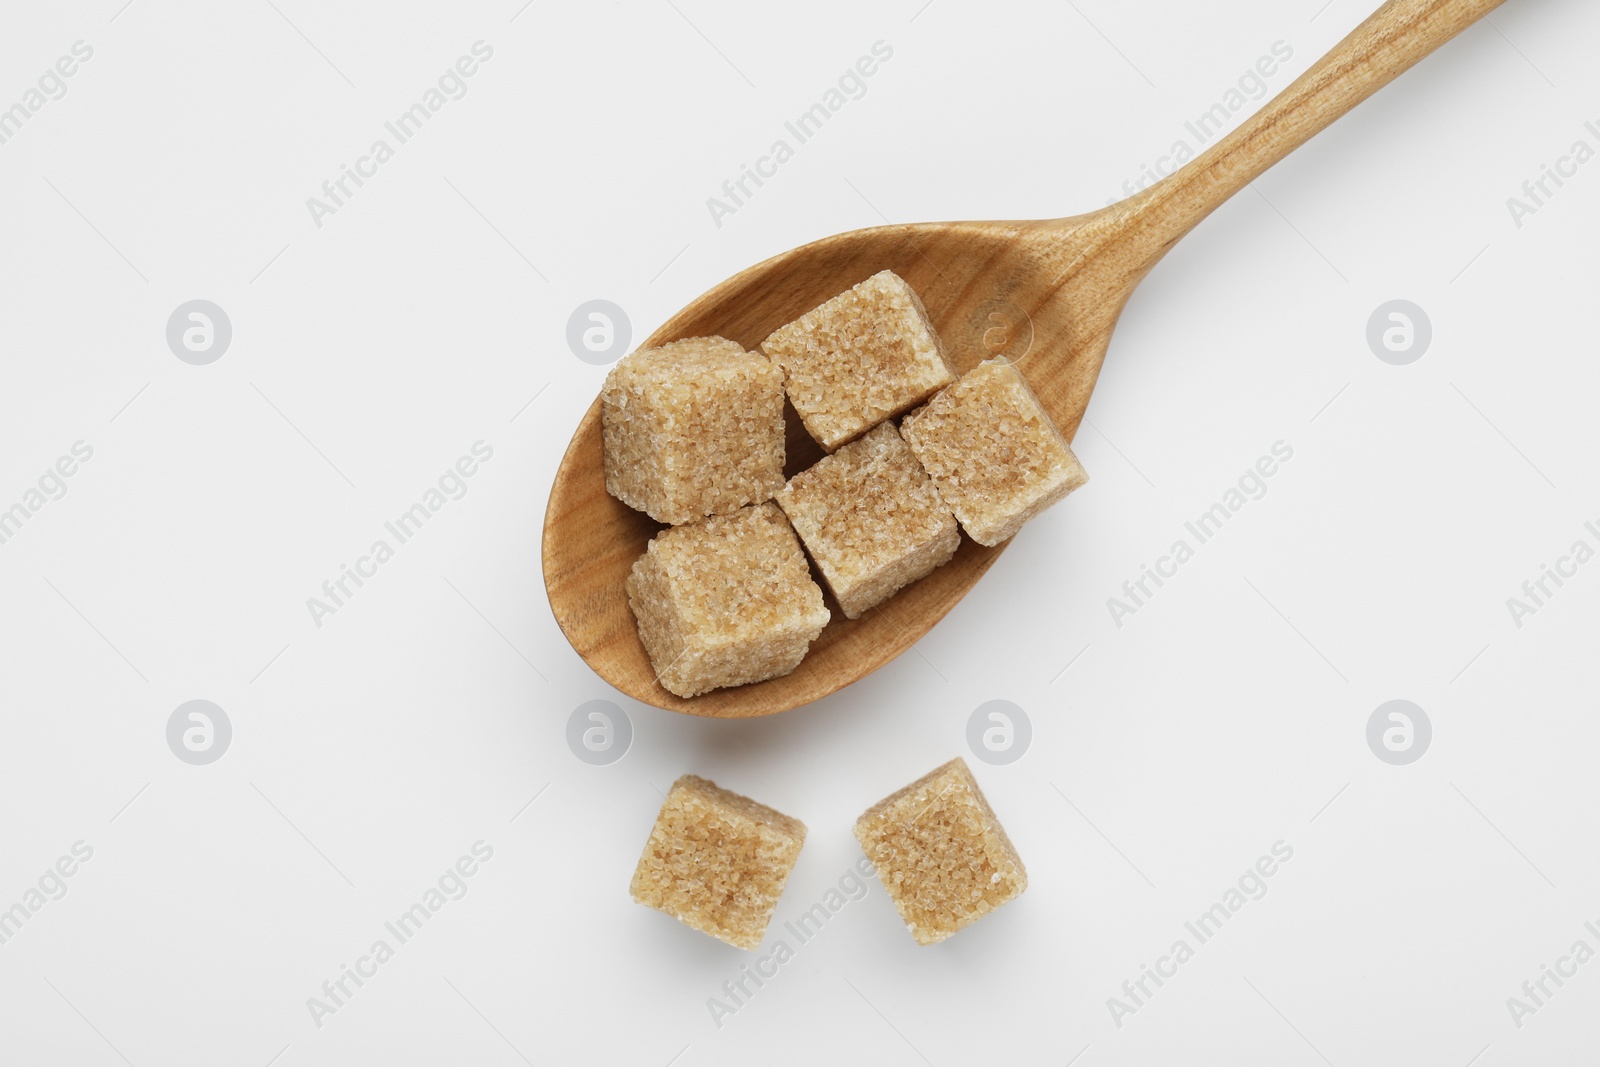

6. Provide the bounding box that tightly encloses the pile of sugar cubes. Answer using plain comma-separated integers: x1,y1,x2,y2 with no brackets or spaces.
631,757,1027,949
602,269,1088,698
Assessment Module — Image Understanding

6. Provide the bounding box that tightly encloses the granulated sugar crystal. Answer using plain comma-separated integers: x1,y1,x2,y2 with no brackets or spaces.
761,270,953,452
625,503,829,697
603,336,785,525
900,358,1087,546
854,757,1027,946
630,775,806,950
775,422,958,619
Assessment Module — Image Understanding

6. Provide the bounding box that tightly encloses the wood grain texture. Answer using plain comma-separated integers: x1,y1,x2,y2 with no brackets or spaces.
542,0,1507,718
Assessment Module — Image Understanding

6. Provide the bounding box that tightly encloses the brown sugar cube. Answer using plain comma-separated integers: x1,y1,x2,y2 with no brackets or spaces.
602,336,785,525
900,359,1088,546
761,270,954,452
630,775,807,950
625,503,830,698
853,757,1027,946
774,423,958,619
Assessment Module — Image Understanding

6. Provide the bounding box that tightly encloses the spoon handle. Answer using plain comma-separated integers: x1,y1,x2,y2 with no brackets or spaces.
1118,0,1509,249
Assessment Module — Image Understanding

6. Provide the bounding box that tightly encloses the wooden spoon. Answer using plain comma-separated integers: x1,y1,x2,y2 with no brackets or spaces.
543,0,1507,717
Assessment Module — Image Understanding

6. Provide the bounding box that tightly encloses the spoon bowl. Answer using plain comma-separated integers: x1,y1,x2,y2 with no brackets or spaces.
542,0,1505,717
543,214,1131,718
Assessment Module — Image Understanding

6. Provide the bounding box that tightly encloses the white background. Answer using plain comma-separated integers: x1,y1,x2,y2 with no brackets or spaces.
0,0,1596,1063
